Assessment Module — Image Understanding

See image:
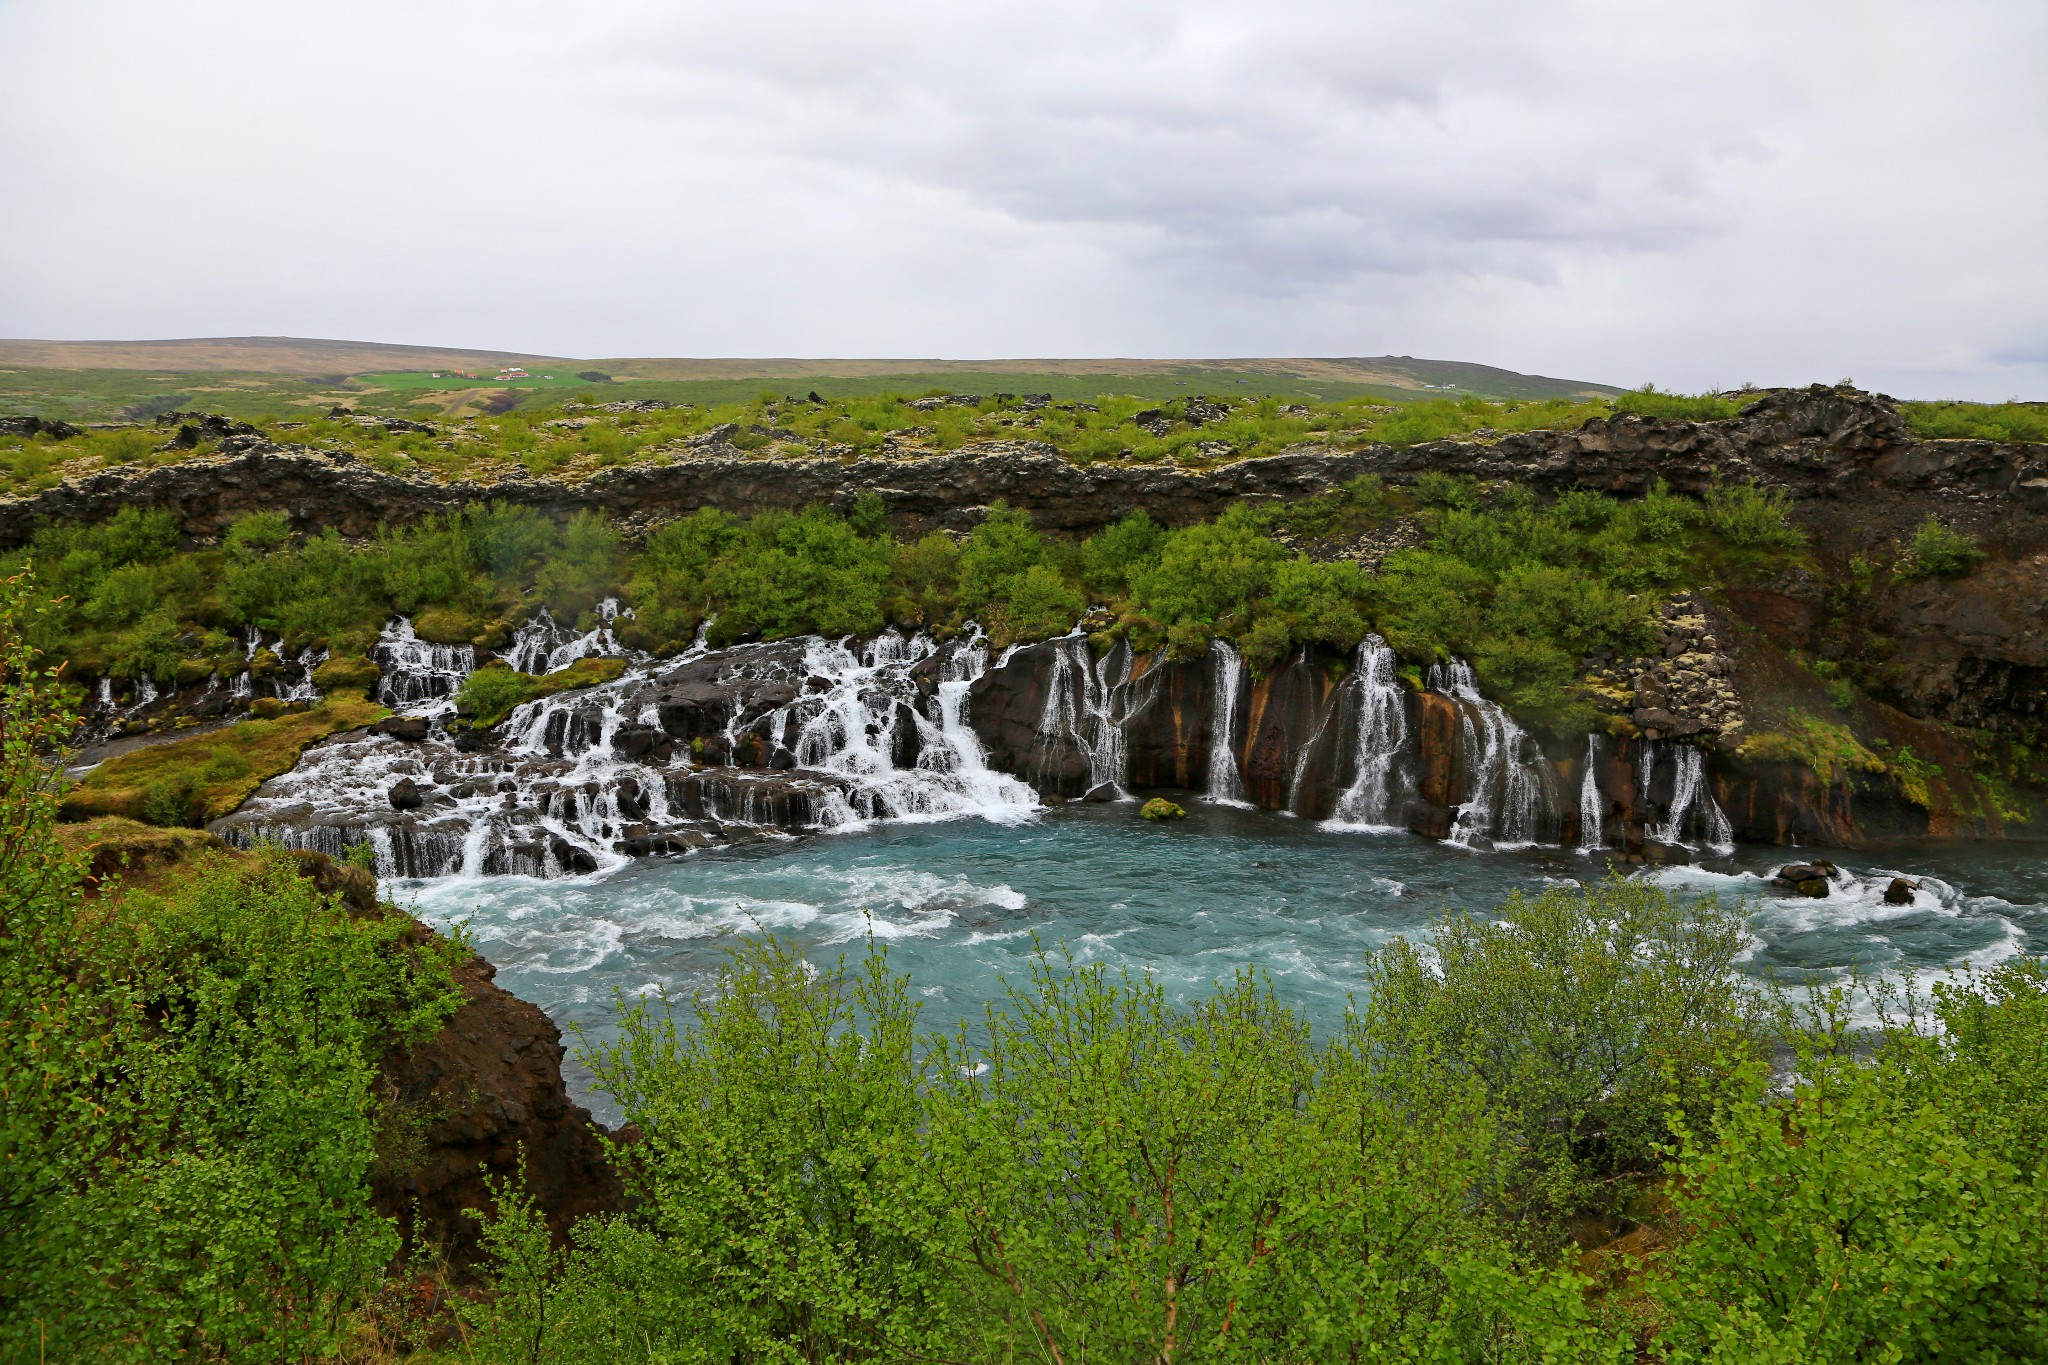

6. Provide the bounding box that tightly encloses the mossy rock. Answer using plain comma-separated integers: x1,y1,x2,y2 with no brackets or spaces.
413,607,490,646
1140,797,1187,821
312,654,381,692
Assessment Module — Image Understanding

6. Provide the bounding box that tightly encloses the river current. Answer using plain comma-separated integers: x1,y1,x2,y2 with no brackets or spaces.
395,804,2048,1122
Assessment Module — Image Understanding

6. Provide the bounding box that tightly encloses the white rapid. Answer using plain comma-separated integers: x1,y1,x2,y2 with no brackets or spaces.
223,619,1038,880
1203,639,1251,807
1577,734,1605,852
1033,636,1166,799
1427,658,1555,849
1324,635,1409,830
373,618,475,714
782,630,1037,828
505,598,628,675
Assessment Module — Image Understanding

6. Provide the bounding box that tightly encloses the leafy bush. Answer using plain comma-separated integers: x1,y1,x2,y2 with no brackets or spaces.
464,940,1614,1363
1902,399,2048,444
1900,514,1988,580
1609,385,1742,422
1,577,465,1361
1648,970,2048,1359
1361,877,1765,1241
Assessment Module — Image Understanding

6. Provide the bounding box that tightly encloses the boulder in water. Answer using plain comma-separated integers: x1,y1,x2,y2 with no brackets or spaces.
1140,797,1187,821
375,715,430,742
388,777,427,811
1883,876,1920,905
1082,782,1120,803
1775,862,1835,897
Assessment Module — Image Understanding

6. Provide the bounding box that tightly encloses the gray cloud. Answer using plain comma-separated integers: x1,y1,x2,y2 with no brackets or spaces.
0,0,2041,397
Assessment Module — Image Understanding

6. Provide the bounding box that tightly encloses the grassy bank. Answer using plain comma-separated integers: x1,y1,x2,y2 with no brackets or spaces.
60,690,387,825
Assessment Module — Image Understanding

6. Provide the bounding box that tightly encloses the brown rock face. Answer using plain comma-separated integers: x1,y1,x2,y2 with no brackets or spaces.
371,947,624,1266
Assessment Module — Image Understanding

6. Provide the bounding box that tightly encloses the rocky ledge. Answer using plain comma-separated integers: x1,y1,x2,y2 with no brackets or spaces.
3,386,2043,548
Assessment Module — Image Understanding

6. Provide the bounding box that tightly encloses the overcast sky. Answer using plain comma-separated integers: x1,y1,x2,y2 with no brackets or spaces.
1,0,2042,398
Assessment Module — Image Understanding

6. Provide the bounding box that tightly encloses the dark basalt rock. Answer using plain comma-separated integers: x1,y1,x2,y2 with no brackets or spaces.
0,414,81,439
1884,876,1920,905
388,776,427,811
1776,862,1837,897
375,715,431,742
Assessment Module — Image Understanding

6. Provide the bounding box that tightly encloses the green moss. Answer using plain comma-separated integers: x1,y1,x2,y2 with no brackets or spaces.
453,656,628,730
310,654,381,692
1139,797,1187,820
1737,712,1887,776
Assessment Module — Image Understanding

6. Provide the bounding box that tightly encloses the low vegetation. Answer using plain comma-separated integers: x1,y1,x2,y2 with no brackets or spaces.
1901,399,2048,444
15,378,1995,501
11,473,1811,733
59,690,386,825
453,656,627,729
0,576,466,1362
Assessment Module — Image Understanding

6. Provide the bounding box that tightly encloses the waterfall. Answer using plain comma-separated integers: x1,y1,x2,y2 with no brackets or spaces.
1203,639,1251,807
277,646,327,703
373,618,476,713
1647,743,1736,854
221,627,1038,882
1427,658,1553,849
1577,734,1605,852
1033,636,1165,799
788,632,1037,827
506,599,628,675
1324,635,1409,830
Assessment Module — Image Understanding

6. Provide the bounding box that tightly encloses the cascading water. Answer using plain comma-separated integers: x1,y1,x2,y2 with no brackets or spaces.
1428,658,1555,849
222,619,1038,880
505,598,628,675
374,618,476,713
1647,742,1735,853
784,631,1037,828
1324,635,1409,830
1577,734,1605,852
1203,639,1251,807
1033,636,1165,800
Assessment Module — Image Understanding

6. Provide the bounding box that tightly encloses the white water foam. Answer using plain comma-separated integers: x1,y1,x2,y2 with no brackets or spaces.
1034,636,1166,799
1577,734,1605,852
373,617,476,714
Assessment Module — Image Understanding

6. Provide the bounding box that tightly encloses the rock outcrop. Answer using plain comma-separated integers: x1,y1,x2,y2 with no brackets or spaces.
371,942,625,1265
4,386,2042,549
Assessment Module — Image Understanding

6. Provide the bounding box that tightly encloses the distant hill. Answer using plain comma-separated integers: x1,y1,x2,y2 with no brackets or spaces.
0,337,1620,399
0,336,570,378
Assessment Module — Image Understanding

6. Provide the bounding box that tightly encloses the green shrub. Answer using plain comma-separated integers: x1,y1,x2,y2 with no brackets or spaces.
1610,385,1742,422
1129,505,1287,639
1,576,466,1361
1648,970,2048,1359
1901,399,2048,444
987,562,1084,645
466,941,1614,1363
1702,479,1805,550
1360,877,1765,1241
1901,514,1987,580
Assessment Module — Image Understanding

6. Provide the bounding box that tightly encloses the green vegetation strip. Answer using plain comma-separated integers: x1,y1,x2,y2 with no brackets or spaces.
60,690,386,825
10,468,1820,737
